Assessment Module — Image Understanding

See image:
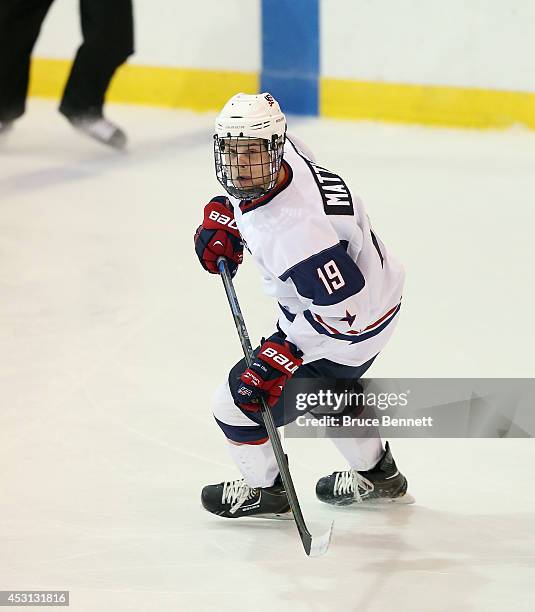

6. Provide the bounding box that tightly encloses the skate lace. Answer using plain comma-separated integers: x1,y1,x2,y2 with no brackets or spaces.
222,479,257,514
334,470,374,502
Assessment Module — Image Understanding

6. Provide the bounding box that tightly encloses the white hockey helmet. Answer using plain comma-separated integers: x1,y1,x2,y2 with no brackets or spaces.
214,92,287,200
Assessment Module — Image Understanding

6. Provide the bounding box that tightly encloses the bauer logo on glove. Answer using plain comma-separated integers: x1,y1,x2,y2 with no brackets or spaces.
232,334,303,412
194,196,244,276
259,346,300,374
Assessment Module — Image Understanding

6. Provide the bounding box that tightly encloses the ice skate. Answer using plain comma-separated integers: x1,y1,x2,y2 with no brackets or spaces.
201,474,292,519
316,442,414,506
65,114,127,149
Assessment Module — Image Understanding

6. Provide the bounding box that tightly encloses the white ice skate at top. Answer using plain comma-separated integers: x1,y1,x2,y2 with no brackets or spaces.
71,117,127,149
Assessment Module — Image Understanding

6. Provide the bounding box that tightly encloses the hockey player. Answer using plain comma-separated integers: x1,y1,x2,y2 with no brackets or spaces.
194,92,413,519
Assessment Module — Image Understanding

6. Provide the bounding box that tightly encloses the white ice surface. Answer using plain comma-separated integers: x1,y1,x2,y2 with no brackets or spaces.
1,100,535,612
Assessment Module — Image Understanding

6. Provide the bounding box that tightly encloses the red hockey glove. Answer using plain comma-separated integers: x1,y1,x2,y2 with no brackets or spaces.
194,196,243,276
233,334,304,412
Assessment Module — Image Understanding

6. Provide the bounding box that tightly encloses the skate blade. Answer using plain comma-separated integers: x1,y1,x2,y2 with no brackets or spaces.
322,492,416,507
391,492,415,504
248,510,294,521
362,492,416,506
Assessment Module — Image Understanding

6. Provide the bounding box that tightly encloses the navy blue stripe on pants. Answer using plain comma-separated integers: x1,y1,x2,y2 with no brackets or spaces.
215,352,378,444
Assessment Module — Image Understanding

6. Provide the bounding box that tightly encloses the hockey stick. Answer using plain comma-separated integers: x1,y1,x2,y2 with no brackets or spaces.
217,257,333,557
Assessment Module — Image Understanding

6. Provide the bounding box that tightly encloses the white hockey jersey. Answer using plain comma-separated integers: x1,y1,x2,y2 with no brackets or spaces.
228,135,405,367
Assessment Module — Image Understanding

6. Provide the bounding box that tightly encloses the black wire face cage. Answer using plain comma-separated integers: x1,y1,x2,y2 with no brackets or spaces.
214,134,286,200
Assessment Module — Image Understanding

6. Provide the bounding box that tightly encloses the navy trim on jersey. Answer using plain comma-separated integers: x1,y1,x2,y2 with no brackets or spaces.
287,138,354,216
278,302,296,322
239,160,293,215
303,303,401,344
279,242,365,306
370,230,384,268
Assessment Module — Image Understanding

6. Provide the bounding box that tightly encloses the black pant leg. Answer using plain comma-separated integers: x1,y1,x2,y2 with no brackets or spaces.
0,0,54,121
60,0,134,117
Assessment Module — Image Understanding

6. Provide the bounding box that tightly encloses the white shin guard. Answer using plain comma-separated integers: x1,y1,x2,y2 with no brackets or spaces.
227,439,279,488
329,436,384,471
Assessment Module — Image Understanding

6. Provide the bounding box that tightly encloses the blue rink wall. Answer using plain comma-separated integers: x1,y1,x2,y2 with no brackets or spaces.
29,0,535,129
260,0,319,116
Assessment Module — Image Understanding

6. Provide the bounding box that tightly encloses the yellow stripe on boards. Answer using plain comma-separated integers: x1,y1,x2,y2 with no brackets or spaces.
28,58,258,112
106,64,258,111
28,58,71,99
321,78,535,130
28,58,535,130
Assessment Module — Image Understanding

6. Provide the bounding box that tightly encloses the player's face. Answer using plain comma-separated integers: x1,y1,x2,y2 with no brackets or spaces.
223,138,272,192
